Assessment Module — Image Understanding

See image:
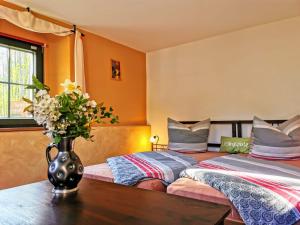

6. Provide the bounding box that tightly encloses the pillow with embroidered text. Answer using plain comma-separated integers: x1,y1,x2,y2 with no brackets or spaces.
220,136,251,154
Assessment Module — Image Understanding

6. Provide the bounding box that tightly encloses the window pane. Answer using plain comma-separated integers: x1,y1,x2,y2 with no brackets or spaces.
10,84,33,118
10,49,34,85
0,46,9,82
0,83,8,118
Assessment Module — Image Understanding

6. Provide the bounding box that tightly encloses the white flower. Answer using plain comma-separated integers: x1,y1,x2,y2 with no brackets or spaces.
34,114,46,125
49,113,59,122
60,79,78,94
74,89,82,95
36,90,48,97
90,100,97,108
46,121,55,131
49,104,56,111
83,93,90,99
43,95,51,103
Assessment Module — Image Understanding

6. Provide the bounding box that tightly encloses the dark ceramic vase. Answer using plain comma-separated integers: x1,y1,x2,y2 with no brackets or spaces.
46,137,84,194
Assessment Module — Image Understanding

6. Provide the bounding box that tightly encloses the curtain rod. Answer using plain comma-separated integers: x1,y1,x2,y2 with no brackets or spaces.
71,25,85,37
25,7,85,37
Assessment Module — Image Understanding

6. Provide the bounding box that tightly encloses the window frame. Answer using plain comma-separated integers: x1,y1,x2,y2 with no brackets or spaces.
0,35,44,128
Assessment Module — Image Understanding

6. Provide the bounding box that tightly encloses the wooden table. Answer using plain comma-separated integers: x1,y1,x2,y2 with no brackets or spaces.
0,178,230,225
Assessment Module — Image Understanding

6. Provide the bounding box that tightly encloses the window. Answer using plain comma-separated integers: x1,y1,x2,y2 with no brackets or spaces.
0,36,43,128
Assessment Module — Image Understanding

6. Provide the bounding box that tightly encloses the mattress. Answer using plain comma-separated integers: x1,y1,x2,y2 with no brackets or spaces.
167,159,300,223
83,151,230,192
83,163,167,191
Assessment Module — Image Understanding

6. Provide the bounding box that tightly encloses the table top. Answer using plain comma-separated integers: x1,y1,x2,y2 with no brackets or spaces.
0,178,230,225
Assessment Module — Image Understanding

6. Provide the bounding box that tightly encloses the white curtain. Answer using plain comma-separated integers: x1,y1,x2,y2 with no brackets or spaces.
75,31,85,91
0,5,86,91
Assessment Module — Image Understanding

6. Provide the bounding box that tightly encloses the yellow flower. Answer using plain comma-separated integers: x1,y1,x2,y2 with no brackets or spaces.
60,79,78,93
84,122,91,128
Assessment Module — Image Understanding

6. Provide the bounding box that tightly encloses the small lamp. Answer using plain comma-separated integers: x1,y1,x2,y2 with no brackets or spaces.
150,135,159,144
150,135,159,151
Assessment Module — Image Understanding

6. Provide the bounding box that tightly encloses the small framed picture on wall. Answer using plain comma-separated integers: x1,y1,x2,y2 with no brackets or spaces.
111,59,121,80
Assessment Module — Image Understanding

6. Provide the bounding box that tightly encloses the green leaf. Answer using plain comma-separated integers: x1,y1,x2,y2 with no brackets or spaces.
44,84,50,91
22,97,33,104
111,116,119,124
23,105,33,113
32,76,44,90
104,112,112,118
25,85,37,90
54,136,62,144
66,113,75,121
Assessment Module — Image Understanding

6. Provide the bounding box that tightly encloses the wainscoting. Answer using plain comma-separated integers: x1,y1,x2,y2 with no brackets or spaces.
0,125,151,189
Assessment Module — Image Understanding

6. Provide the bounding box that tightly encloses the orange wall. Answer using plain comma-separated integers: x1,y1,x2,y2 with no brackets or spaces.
0,1,147,124
83,32,146,125
44,35,72,94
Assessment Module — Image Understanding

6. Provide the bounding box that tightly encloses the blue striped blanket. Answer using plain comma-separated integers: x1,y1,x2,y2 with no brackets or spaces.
107,151,197,186
180,155,300,225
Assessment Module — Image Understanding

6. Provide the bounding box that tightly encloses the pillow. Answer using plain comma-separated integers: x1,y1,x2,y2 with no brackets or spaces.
220,136,251,154
251,115,300,160
168,118,210,153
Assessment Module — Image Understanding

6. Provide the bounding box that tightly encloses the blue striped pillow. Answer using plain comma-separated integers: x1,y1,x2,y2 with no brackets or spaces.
251,115,300,160
168,118,210,153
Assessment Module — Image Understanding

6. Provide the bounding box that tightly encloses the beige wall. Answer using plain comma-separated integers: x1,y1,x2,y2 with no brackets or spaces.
0,126,151,189
147,17,300,143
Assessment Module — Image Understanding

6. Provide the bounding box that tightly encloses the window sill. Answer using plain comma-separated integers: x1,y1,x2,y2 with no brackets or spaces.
0,127,43,132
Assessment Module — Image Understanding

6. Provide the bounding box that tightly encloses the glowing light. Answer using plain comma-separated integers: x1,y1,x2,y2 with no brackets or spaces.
150,135,159,144
129,127,152,153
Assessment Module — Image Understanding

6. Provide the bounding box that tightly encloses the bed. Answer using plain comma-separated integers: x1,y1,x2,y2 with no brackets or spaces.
167,158,300,223
83,119,283,191
83,152,230,192
84,154,300,224
83,120,237,188
84,119,300,224
165,119,300,224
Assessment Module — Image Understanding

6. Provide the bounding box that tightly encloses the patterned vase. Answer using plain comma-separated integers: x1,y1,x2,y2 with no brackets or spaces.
46,137,84,194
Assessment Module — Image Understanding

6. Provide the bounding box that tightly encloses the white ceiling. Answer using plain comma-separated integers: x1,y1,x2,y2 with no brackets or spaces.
6,0,300,52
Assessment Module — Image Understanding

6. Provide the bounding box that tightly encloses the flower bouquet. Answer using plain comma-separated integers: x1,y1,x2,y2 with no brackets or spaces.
23,77,118,193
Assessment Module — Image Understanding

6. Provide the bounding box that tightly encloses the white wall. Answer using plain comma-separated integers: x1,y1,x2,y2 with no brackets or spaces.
147,17,300,143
